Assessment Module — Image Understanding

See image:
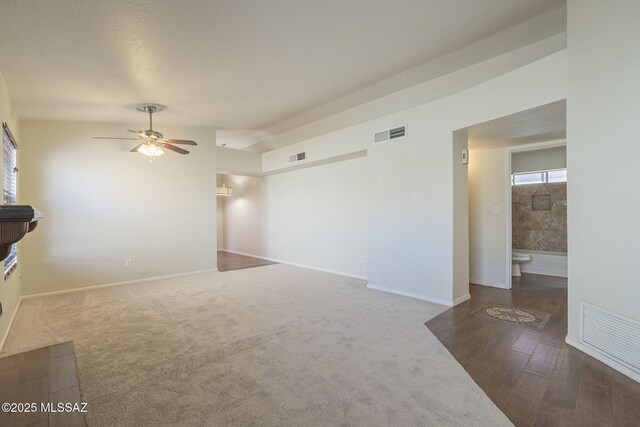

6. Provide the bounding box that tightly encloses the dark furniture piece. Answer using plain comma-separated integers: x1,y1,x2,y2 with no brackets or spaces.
0,205,43,261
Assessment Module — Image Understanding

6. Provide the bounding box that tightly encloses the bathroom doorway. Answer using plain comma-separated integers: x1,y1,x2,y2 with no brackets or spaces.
508,142,567,287
452,102,571,406
466,99,567,290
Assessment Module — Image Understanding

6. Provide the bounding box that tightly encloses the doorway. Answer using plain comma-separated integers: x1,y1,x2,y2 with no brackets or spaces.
216,173,273,272
464,99,567,290
508,143,567,287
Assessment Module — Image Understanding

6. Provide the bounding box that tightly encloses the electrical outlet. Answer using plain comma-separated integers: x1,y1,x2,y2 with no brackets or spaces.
125,259,133,268
359,256,365,264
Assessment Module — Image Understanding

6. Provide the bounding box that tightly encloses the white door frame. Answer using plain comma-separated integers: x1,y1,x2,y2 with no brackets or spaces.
504,139,566,289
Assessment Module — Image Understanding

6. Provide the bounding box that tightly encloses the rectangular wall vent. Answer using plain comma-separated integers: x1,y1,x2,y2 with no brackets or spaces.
373,125,407,144
288,152,306,163
581,302,640,374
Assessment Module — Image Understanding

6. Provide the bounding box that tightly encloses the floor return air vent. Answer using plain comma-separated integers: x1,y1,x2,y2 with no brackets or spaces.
581,302,640,375
373,125,406,143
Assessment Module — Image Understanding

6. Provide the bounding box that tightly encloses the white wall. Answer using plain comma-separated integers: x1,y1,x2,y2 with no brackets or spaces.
468,148,509,288
567,0,640,346
221,160,368,280
216,175,225,251
19,120,218,295
512,145,566,173
519,250,567,277
222,174,265,257
452,130,469,303
215,147,262,176
260,157,368,278
261,49,566,305
0,71,23,346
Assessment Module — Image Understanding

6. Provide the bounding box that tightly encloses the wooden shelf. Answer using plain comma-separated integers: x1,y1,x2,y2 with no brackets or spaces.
0,205,43,261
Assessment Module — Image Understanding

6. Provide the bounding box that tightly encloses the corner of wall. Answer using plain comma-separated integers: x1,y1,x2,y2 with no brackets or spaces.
452,130,469,303
0,70,24,352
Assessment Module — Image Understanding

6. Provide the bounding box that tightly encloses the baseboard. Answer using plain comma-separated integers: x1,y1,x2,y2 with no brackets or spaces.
221,249,284,264
520,267,567,278
221,249,368,281
565,336,640,383
366,283,451,306
22,268,219,300
469,278,508,289
0,297,22,354
453,293,471,306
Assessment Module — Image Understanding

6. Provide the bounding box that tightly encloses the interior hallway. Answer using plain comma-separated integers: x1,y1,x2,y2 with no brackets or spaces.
426,274,640,426
217,251,277,272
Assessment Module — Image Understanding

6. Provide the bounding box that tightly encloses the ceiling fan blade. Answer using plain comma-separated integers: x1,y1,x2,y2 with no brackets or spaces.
161,143,189,155
130,143,144,153
93,137,140,140
127,129,142,134
165,139,197,146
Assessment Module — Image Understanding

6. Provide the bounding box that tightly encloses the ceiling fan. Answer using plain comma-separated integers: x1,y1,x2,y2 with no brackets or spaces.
93,104,197,158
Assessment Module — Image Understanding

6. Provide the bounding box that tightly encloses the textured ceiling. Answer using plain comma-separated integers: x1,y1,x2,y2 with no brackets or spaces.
0,0,564,144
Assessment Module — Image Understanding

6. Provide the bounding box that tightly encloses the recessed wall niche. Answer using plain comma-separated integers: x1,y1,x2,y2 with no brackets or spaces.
531,194,552,211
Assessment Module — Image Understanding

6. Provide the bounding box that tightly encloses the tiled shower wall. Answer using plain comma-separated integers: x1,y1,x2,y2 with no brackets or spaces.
512,182,567,253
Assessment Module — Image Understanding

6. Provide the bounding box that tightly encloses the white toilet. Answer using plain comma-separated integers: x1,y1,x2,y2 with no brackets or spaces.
512,252,531,276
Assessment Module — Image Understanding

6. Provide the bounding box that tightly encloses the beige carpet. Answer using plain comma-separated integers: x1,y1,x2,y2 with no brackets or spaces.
2,264,512,426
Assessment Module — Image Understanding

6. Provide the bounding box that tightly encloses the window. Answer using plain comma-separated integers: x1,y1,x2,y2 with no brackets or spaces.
3,122,18,278
512,169,567,186
547,169,568,183
513,172,545,185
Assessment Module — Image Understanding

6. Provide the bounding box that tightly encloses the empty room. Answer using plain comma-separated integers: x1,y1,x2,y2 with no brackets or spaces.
0,1,638,426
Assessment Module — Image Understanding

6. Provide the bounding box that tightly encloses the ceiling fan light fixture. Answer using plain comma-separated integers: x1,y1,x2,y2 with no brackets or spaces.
138,143,164,157
93,104,196,157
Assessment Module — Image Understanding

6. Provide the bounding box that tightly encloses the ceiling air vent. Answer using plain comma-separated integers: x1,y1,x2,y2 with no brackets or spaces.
288,151,306,163
373,125,407,144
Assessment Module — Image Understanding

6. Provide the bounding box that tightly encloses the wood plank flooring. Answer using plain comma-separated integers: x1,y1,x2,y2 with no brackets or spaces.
0,342,86,427
217,250,277,272
425,273,640,426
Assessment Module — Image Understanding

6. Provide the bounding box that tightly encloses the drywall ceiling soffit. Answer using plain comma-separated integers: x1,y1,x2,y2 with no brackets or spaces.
0,0,564,141
467,100,566,151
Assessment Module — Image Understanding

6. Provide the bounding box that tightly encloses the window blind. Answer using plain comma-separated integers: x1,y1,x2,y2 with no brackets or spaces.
2,122,18,278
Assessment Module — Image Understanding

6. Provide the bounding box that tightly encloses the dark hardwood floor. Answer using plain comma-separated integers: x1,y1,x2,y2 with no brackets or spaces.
426,273,640,427
0,342,85,427
217,250,277,272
